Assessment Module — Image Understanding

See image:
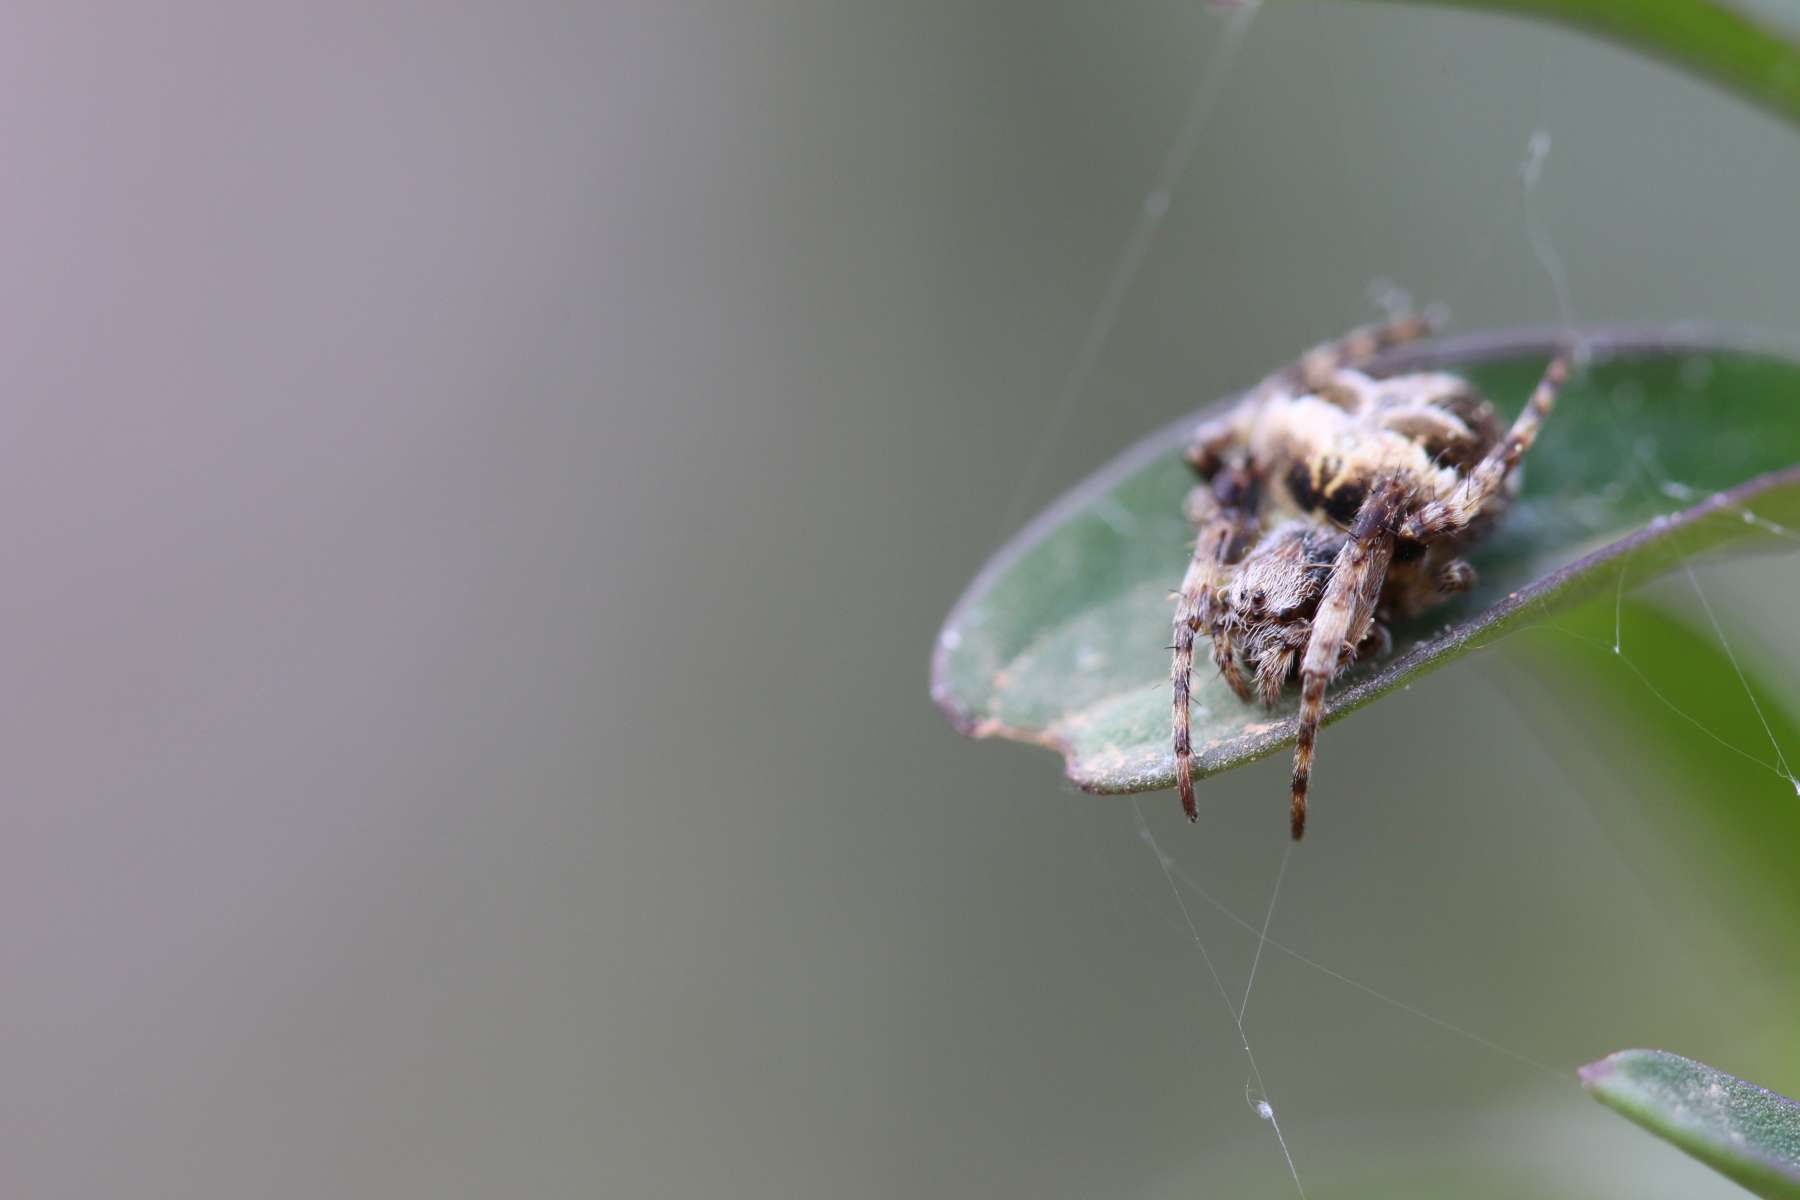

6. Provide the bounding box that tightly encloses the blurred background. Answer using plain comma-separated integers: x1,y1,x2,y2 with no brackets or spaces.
3,2,1799,1196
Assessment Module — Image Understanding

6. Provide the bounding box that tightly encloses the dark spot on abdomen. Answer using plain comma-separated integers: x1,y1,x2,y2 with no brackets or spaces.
1284,462,1320,512
1322,481,1366,525
1393,536,1427,563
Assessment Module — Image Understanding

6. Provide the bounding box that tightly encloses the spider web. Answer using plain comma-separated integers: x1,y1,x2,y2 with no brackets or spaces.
998,8,1800,1195
1509,64,1794,805
990,5,1329,1192
1516,128,1798,798
996,0,1260,541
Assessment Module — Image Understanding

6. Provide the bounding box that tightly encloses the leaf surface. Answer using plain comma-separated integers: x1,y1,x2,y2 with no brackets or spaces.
931,327,1800,796
1582,1049,1800,1199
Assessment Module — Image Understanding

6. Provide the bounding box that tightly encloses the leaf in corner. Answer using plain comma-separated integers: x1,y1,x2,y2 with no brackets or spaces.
1349,0,1800,132
1582,1049,1800,1199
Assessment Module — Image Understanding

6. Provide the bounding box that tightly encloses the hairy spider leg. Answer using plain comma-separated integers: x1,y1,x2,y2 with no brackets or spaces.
1400,353,1569,541
1289,480,1403,839
1172,483,1259,821
1386,556,1477,620
1270,312,1445,395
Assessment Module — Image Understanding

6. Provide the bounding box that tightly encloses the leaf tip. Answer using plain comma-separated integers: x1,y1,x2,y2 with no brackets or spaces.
1577,1047,1654,1094
1576,1054,1615,1091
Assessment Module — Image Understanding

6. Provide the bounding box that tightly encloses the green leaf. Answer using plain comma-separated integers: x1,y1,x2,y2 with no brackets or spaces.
931,327,1800,797
1349,0,1800,131
1581,1049,1800,1198
1508,596,1800,987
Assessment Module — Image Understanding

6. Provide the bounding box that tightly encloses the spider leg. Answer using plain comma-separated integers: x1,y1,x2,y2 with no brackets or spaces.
1353,619,1392,662
1400,353,1568,541
1387,556,1476,620
1210,621,1255,705
1184,417,1241,478
1173,479,1258,822
1266,312,1444,395
1254,643,1296,709
1289,480,1403,839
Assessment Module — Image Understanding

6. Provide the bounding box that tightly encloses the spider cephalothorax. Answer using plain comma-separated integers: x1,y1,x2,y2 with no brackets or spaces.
1173,316,1567,838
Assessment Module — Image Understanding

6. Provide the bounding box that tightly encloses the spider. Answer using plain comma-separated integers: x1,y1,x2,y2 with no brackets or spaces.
1172,315,1568,839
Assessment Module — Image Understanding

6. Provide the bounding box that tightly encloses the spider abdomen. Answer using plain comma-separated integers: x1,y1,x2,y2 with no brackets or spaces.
1252,390,1482,530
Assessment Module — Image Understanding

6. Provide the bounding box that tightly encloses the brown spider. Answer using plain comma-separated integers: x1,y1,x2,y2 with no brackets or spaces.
1173,316,1568,838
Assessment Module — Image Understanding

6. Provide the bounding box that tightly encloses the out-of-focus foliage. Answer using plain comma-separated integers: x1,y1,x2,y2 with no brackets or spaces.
1356,0,1800,129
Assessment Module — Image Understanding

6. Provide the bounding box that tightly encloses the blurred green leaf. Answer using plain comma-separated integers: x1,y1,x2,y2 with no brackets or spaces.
1582,1049,1800,1198
931,327,1800,798
1353,0,1800,131
1507,595,1800,984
